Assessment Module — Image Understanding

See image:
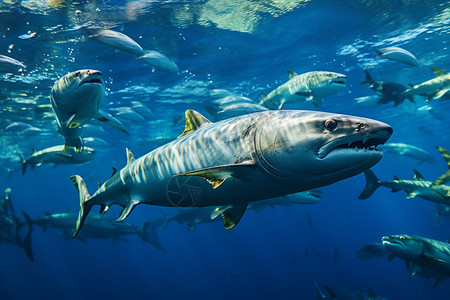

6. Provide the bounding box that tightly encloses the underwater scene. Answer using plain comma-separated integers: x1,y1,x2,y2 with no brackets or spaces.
1,1,450,299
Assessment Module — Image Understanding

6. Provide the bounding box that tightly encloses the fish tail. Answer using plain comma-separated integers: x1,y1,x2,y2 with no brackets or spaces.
21,211,34,262
141,221,165,252
18,153,27,175
361,70,374,85
70,175,93,238
358,169,381,199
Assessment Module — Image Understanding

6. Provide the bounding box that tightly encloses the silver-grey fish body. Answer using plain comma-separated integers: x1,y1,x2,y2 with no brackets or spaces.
79,109,391,222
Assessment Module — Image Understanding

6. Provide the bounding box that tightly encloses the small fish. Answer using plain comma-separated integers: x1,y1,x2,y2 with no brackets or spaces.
382,142,435,164
18,31,36,40
88,29,144,56
259,70,347,109
139,50,179,73
359,169,450,205
21,145,96,175
375,46,419,67
0,54,25,73
402,67,450,101
361,70,414,107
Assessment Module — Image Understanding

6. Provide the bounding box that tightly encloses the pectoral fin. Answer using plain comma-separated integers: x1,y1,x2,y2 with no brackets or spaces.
312,97,323,109
55,153,73,159
211,203,248,229
406,192,417,199
116,200,138,222
174,161,256,189
433,89,449,100
64,114,78,128
96,110,129,135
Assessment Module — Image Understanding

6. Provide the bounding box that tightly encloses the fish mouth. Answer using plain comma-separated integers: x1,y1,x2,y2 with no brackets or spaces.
331,76,347,85
318,129,391,159
79,77,104,86
381,236,402,246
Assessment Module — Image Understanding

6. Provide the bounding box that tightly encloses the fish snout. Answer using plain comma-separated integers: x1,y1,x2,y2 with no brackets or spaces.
86,70,102,77
354,120,393,145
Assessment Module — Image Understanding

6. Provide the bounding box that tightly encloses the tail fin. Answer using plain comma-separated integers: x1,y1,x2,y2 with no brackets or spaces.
432,146,450,187
18,153,27,175
358,169,381,199
361,70,375,85
21,211,34,262
141,221,165,252
70,175,93,238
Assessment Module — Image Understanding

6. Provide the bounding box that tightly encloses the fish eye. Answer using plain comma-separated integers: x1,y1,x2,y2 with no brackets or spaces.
324,119,337,131
400,236,405,240
75,71,80,77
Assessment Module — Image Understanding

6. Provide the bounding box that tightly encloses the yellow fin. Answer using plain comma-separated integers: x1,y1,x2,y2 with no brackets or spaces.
219,203,248,229
126,148,135,165
413,169,425,181
178,109,212,138
173,161,256,189
429,66,447,77
287,69,298,80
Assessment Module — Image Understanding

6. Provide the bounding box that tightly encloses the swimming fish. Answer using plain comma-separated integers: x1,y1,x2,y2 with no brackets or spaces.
259,70,347,109
70,109,391,236
360,70,414,107
21,145,96,174
88,29,144,56
401,67,450,101
139,50,179,73
382,234,450,286
0,54,25,73
375,46,419,67
359,169,450,205
50,70,128,151
382,142,435,164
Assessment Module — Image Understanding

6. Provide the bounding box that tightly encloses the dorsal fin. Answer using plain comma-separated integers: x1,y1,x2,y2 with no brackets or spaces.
287,69,298,80
98,181,102,189
413,169,425,181
393,176,399,180
126,148,135,164
178,110,212,138
429,66,447,77
110,167,117,178
32,148,36,154
45,212,51,216
431,146,450,187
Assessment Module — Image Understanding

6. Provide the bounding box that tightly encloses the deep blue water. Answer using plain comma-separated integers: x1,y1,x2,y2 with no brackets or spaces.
1,1,450,299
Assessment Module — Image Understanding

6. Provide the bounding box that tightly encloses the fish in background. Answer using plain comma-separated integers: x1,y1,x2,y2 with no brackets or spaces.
360,70,414,107
431,146,450,187
86,27,179,73
70,109,391,236
435,204,450,227
315,282,387,300
205,94,268,120
358,169,450,205
382,142,435,164
401,67,450,101
32,211,165,251
139,50,179,73
259,70,347,109
375,46,419,67
87,28,145,56
160,190,321,230
382,235,450,287
20,145,96,175
357,236,450,288
50,70,128,151
0,189,33,262
0,54,25,73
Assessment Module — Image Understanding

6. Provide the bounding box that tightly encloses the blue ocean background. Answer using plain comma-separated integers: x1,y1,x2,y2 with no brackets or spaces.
1,1,450,299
